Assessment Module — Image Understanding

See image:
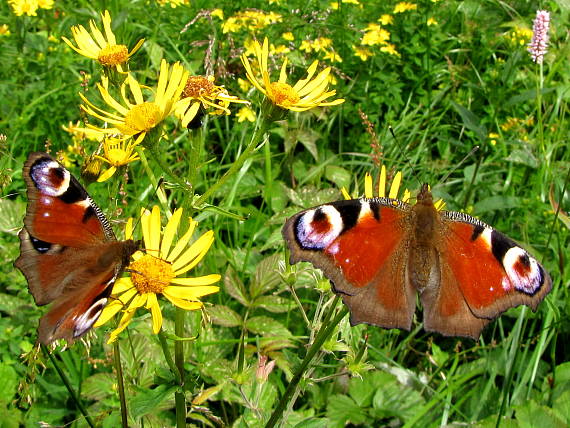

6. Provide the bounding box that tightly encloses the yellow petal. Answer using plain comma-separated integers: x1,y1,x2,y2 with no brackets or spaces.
172,231,214,274
170,274,221,286
163,293,204,311
96,166,117,182
364,173,373,198
389,171,402,199
167,219,197,263
160,207,183,260
341,187,351,200
146,293,163,334
181,102,201,128
164,285,219,299
378,165,387,197
94,299,123,327
125,217,134,240
111,277,134,295
278,57,288,83
107,309,136,343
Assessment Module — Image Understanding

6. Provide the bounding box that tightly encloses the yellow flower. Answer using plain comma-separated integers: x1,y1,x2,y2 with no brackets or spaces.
379,14,394,25
80,60,188,141
394,2,418,13
156,0,189,7
173,75,249,127
236,106,256,123
8,0,39,16
241,38,344,112
95,206,220,342
361,24,391,46
238,77,251,92
37,0,53,9
488,132,499,146
353,45,372,61
282,32,294,41
380,43,400,57
95,136,142,182
222,10,282,33
0,25,11,36
211,9,224,19
341,168,445,210
323,51,342,63
427,17,438,26
61,10,144,72
62,121,105,143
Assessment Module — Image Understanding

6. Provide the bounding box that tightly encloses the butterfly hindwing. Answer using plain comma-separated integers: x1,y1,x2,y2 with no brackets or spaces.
283,198,417,330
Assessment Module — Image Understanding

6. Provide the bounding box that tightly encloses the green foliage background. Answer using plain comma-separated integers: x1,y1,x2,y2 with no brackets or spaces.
0,0,569,426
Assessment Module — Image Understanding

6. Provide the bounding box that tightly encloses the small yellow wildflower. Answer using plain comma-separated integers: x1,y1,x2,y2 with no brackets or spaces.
8,0,39,16
427,17,438,26
379,14,394,25
95,206,220,343
222,10,282,34
95,136,142,182
488,133,499,146
380,43,400,57
236,106,256,123
361,24,391,46
323,51,343,63
156,0,189,7
37,0,53,9
62,10,144,73
282,32,294,41
0,25,11,36
238,77,251,93
80,60,188,142
211,9,224,20
394,2,418,13
353,45,372,61
174,75,249,127
241,37,344,112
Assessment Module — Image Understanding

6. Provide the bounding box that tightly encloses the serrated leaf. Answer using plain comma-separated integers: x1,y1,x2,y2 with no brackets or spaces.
245,316,292,338
224,266,249,305
515,399,567,428
251,254,281,298
296,129,321,161
252,295,292,313
82,373,115,401
207,305,243,327
130,384,177,418
0,365,18,405
505,147,539,168
327,395,367,426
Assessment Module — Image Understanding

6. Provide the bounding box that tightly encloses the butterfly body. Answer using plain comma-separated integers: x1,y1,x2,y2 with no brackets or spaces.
283,184,551,339
15,152,139,345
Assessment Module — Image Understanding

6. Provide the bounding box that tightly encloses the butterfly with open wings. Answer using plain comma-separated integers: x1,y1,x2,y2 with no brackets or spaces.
282,183,552,339
15,152,139,345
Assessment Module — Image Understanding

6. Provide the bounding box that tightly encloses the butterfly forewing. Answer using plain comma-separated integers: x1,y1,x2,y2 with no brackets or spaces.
15,152,139,345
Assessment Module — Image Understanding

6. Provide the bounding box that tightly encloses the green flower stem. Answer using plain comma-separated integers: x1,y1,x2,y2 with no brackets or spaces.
136,147,170,213
158,330,180,383
537,62,544,156
264,297,347,428
113,341,129,428
263,134,272,211
186,127,204,198
174,307,187,428
194,113,272,207
42,345,95,428
146,144,194,195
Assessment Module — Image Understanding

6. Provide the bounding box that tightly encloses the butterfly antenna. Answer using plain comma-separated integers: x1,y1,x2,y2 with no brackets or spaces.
437,145,480,187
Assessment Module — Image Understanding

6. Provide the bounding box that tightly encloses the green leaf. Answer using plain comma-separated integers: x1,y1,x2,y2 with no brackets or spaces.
251,254,281,298
348,376,376,408
0,199,25,235
505,147,539,168
327,395,368,426
514,399,567,428
245,316,292,338
325,165,352,191
473,196,521,213
130,384,177,418
252,295,292,313
224,266,249,305
82,373,115,402
451,101,487,142
207,305,243,327
0,364,18,405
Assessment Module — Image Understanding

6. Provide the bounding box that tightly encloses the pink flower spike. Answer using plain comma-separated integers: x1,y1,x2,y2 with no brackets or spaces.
528,10,550,64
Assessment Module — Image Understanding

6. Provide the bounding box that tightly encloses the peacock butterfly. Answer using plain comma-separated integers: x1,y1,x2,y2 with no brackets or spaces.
15,152,139,345
282,183,552,339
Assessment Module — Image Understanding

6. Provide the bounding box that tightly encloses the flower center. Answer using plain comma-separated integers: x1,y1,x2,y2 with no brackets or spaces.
269,82,300,106
129,254,174,294
107,148,129,165
124,102,162,132
182,76,215,98
98,44,129,66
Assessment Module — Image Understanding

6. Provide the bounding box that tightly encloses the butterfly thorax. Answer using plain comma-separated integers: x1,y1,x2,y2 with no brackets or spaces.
409,188,440,291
